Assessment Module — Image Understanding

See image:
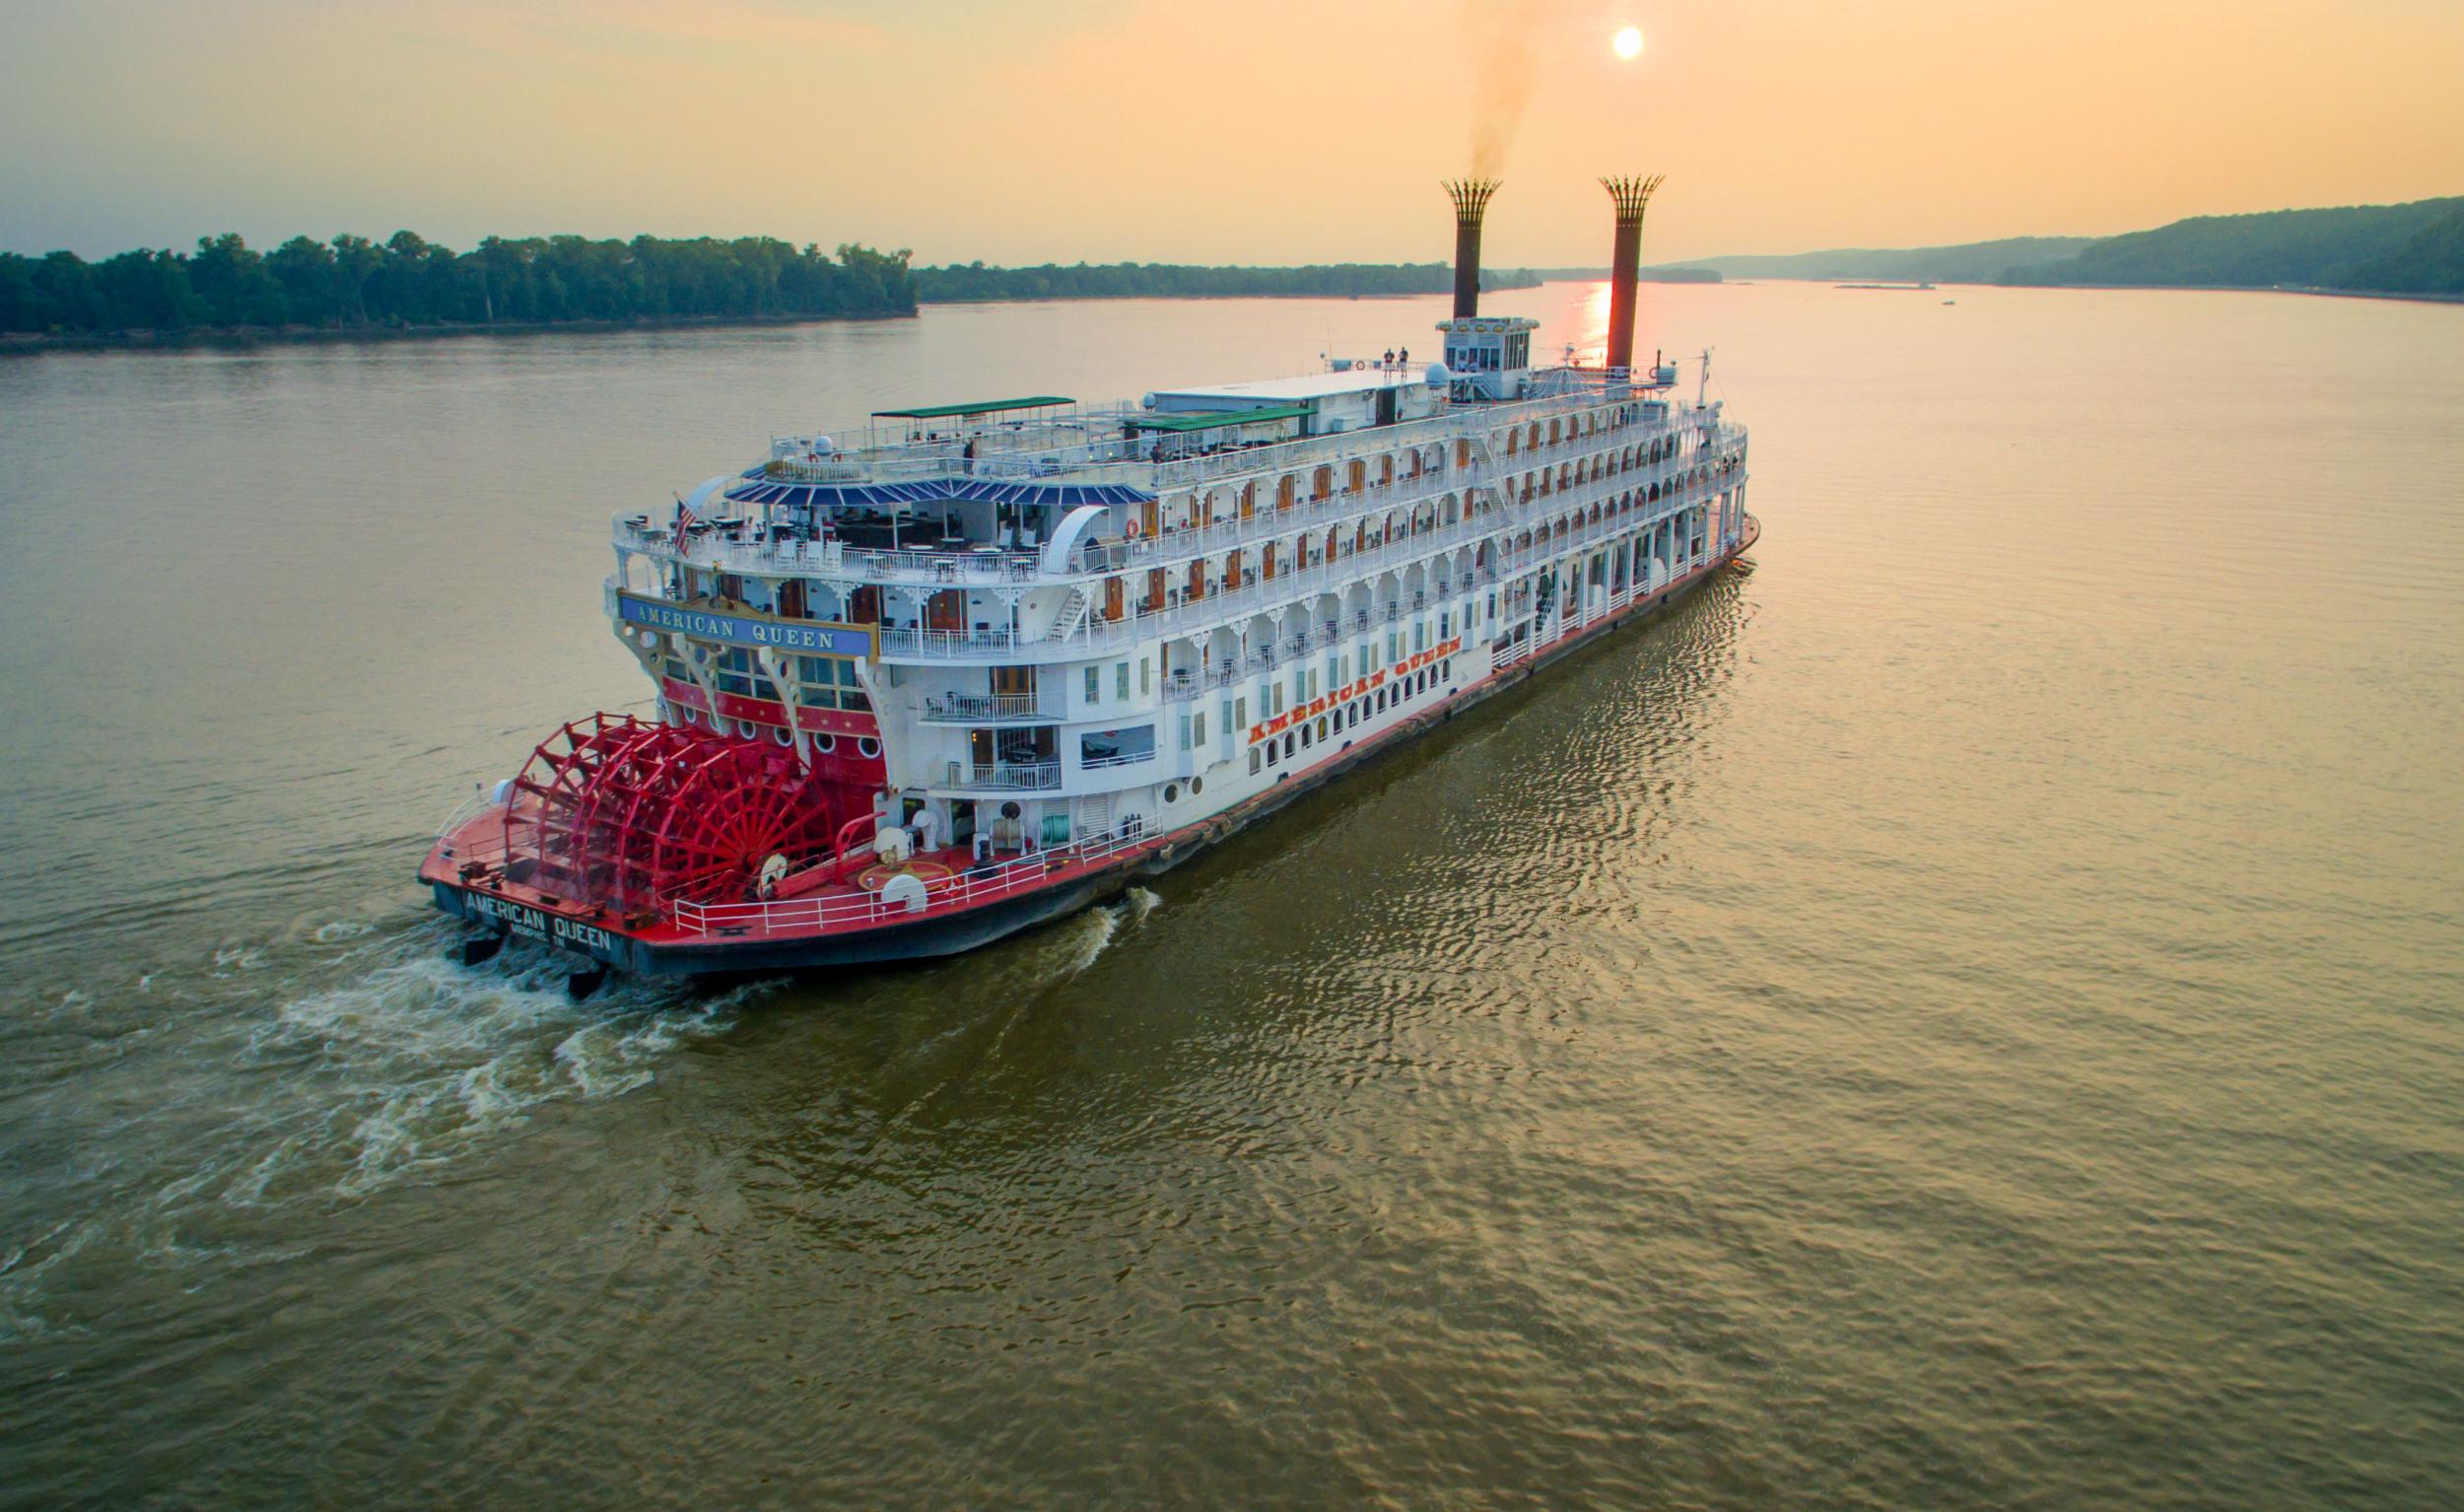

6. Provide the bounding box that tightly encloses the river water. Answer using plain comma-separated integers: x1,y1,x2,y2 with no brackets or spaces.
1,282,2459,1509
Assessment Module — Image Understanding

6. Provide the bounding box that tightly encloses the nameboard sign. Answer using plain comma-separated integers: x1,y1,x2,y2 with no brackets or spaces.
616,592,875,658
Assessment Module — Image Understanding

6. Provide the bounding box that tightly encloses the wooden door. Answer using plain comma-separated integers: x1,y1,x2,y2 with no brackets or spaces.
925,589,964,632
1103,576,1125,621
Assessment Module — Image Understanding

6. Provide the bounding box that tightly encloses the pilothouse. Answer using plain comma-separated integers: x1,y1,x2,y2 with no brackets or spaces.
423,176,1759,980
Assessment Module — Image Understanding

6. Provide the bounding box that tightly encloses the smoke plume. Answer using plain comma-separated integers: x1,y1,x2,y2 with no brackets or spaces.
1465,0,1544,177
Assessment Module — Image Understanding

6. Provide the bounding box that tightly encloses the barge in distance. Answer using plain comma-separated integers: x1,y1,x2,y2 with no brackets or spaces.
421,177,1758,979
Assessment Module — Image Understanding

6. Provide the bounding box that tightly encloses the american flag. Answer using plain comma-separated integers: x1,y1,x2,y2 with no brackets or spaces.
670,498,697,552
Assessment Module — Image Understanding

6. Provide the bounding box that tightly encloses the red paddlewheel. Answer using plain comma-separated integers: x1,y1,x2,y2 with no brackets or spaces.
503,713,839,909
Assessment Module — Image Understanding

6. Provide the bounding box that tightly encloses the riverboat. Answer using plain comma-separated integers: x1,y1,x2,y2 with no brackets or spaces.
421,178,1757,981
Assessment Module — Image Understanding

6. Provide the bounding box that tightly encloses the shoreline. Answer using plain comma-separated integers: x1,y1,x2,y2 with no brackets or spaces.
0,308,918,358
11,276,2456,359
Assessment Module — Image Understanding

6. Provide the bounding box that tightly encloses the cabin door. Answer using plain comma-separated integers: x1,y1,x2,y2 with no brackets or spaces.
925,589,964,633
850,584,883,624
991,664,1036,704
1103,576,1125,621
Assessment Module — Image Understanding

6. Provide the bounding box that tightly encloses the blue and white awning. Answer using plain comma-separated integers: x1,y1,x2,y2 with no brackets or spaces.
723,475,1154,511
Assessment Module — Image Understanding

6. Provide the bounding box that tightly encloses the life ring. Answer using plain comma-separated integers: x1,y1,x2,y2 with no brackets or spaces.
1125,520,1141,539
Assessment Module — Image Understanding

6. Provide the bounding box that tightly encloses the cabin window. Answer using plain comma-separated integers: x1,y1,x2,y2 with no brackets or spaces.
1250,748,1264,774
1235,696,1248,727
1116,662,1129,701
1082,725,1155,766
1179,715,1193,751
1265,741,1277,768
1085,666,1100,704
1194,711,1206,745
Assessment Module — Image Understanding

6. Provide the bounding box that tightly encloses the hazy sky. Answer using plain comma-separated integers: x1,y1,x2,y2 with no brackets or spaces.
5,0,2460,264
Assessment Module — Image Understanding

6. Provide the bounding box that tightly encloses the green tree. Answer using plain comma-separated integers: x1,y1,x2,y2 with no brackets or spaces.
187,234,285,325
268,236,339,325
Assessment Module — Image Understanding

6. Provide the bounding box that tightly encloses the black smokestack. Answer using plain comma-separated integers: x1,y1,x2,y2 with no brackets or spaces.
1445,178,1499,319
1601,174,1664,375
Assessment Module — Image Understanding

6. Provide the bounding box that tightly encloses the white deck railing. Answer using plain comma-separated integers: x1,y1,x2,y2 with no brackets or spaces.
669,825,1155,938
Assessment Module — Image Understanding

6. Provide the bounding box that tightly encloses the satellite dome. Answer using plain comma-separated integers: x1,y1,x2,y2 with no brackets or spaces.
1424,362,1453,384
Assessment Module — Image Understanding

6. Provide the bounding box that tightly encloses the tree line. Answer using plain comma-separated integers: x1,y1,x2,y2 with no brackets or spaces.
0,233,917,335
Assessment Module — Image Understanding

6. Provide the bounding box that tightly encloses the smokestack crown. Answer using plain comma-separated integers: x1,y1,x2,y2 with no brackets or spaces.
1602,174,1664,226
1444,178,1500,226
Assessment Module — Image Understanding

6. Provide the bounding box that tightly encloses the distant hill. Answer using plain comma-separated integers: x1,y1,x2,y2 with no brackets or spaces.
2335,203,2464,294
2003,197,2464,293
1655,237,2095,284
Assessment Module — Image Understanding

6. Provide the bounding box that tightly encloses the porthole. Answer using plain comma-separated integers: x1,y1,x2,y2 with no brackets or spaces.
813,732,836,754
1163,783,1180,803
1191,776,1203,795
1000,800,1022,819
678,706,699,724
773,726,793,746
857,736,881,759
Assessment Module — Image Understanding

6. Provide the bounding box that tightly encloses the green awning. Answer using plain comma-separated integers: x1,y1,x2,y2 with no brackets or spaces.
1126,403,1314,434
871,396,1074,420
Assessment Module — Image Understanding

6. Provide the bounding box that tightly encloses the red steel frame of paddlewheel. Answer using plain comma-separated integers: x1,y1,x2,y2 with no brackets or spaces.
502,713,840,910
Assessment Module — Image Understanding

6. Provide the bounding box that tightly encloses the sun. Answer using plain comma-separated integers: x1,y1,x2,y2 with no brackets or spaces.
1612,25,1644,60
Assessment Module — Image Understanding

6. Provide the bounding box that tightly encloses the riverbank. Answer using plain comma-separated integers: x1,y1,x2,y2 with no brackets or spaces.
0,308,921,358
